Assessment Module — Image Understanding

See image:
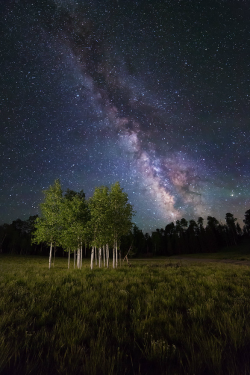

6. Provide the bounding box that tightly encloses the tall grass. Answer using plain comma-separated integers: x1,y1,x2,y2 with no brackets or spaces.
0,255,250,374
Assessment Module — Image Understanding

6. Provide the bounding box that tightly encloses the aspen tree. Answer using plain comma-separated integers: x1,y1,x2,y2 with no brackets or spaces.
116,239,118,268
103,245,106,267
60,189,89,269
90,246,94,270
80,242,83,268
88,182,134,269
32,179,63,269
68,249,70,269
88,186,111,268
113,244,115,269
106,244,109,268
49,241,53,269
60,230,76,269
77,246,80,269
109,182,134,268
98,247,102,268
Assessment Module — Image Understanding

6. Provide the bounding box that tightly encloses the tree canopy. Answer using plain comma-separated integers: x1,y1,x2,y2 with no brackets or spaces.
32,180,134,269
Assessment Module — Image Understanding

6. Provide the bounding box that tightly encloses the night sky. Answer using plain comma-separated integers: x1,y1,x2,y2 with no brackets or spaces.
1,0,250,232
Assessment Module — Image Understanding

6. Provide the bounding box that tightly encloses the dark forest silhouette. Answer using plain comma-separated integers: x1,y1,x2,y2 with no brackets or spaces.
1,209,250,257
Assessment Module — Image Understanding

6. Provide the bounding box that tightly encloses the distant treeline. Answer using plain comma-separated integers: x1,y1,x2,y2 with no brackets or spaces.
1,210,250,257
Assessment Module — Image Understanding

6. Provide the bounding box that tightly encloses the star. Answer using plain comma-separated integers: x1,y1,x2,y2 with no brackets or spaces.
0,0,249,231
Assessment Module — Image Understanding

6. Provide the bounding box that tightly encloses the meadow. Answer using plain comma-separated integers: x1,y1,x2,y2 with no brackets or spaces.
0,254,250,375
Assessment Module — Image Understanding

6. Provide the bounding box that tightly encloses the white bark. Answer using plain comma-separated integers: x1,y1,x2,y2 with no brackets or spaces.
77,247,80,269
99,247,102,268
116,239,118,268
95,246,97,265
77,237,80,269
49,241,53,269
90,247,94,270
103,245,106,267
106,244,109,268
68,249,70,269
80,242,83,269
113,242,115,269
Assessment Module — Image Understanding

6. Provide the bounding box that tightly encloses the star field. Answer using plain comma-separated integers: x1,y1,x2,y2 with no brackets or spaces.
1,0,250,232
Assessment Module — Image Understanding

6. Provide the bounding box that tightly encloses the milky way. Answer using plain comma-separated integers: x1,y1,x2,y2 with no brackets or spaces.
1,0,250,231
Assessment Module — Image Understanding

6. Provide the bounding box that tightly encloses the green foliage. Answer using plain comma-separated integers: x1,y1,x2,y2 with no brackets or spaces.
1,256,250,374
31,180,135,265
88,185,111,247
60,190,90,251
109,181,134,241
86,182,134,249
32,179,63,246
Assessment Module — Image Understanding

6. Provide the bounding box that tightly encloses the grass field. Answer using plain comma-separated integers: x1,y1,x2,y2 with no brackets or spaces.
1,253,250,375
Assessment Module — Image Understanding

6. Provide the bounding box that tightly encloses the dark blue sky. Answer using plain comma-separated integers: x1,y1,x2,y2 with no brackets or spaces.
1,0,250,232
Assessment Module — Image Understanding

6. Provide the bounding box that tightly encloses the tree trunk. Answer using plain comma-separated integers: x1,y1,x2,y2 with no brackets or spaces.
68,249,70,269
123,244,132,266
99,247,102,268
113,241,115,269
116,239,118,268
77,247,80,269
103,245,106,267
74,249,76,269
90,247,94,269
77,237,80,269
106,244,109,268
49,241,53,269
80,242,83,269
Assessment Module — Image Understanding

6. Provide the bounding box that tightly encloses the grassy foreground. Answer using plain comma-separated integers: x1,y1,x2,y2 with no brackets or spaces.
0,256,250,375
